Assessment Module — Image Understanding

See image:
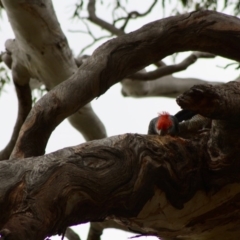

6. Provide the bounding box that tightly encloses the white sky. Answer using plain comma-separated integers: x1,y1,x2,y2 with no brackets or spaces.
0,1,239,240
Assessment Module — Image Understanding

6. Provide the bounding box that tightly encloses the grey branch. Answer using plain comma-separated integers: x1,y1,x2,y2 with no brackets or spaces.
121,52,218,98
114,0,158,31
65,228,81,240
129,52,215,81
87,0,124,36
0,51,32,160
1,0,107,146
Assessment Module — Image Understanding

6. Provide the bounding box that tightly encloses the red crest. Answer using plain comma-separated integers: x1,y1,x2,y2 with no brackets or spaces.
157,112,172,130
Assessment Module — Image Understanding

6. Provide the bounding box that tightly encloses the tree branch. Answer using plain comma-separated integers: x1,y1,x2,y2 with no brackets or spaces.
0,133,209,240
9,10,240,158
87,0,125,36
128,52,215,80
0,82,32,160
65,228,81,240
1,0,107,144
2,79,240,239
178,81,240,169
0,50,32,160
120,52,217,98
114,0,158,31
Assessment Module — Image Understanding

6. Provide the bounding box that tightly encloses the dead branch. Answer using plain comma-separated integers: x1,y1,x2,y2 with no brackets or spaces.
87,0,124,36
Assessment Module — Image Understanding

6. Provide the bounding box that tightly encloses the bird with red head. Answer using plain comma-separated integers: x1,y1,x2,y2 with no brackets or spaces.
148,109,196,136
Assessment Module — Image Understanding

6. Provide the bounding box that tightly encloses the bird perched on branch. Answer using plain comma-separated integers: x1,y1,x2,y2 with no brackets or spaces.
148,109,196,136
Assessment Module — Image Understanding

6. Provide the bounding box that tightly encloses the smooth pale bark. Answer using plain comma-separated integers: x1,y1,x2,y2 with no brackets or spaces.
121,75,222,98
1,0,106,150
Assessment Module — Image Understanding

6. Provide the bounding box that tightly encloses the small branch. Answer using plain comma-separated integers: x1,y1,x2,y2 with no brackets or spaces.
86,220,136,240
1,51,12,69
114,0,158,31
129,52,215,81
87,0,125,36
65,228,81,240
78,34,113,55
0,82,32,160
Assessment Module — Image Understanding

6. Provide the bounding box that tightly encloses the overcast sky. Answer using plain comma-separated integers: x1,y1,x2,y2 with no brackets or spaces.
0,1,239,240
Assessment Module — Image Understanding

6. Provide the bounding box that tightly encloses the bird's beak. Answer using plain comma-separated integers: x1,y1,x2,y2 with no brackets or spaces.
157,129,162,135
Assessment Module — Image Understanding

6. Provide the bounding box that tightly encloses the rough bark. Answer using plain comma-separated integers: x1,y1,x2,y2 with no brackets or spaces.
1,82,240,240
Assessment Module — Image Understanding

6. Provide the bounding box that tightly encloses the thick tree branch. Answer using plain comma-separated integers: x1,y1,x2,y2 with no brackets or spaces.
2,79,240,239
9,10,240,158
0,82,32,160
0,133,209,240
178,81,240,170
177,81,240,119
